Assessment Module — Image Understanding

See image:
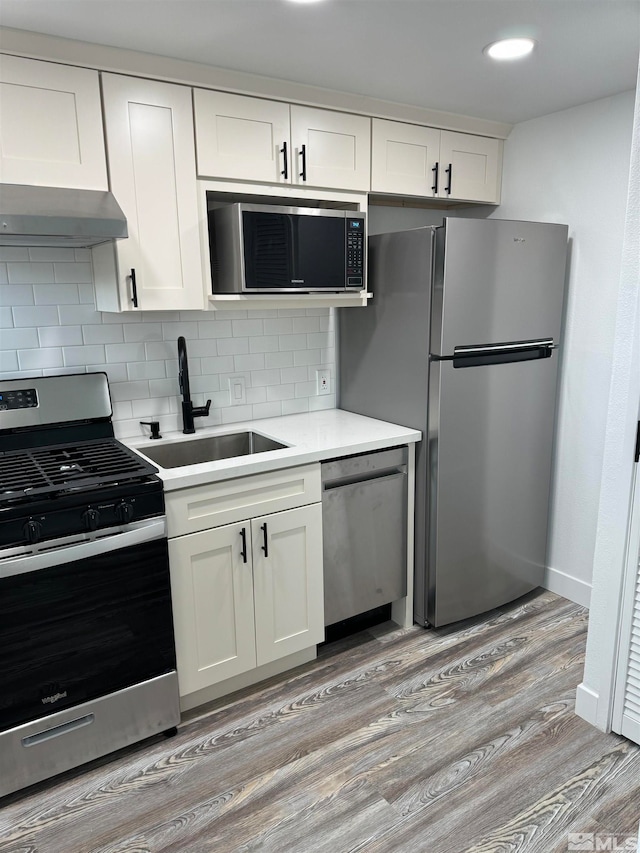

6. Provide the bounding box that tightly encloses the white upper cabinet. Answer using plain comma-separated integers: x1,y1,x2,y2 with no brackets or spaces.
194,90,290,184
0,55,108,190
94,74,204,311
439,131,502,204
371,119,502,204
194,90,371,192
290,106,371,192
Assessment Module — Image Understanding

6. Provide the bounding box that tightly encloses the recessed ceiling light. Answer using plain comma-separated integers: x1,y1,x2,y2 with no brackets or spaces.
484,38,536,60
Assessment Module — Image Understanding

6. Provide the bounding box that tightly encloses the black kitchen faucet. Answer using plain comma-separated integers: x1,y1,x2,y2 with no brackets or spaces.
178,336,211,434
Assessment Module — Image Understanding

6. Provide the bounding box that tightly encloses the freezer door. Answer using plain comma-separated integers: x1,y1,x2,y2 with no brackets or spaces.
426,352,559,626
431,218,568,357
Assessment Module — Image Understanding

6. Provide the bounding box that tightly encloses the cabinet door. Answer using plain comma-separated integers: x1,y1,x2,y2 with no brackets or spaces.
252,503,324,666
169,522,256,696
0,55,107,190
194,89,291,184
290,106,371,192
100,74,204,310
438,131,502,204
371,119,440,197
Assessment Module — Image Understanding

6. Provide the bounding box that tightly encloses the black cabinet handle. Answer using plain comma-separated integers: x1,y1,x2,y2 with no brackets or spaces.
445,163,453,195
261,522,269,557
240,527,248,563
129,268,138,308
431,162,439,195
299,144,307,182
280,141,288,180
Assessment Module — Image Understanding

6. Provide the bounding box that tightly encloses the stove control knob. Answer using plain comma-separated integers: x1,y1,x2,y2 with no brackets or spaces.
24,518,42,544
116,501,134,524
82,508,100,532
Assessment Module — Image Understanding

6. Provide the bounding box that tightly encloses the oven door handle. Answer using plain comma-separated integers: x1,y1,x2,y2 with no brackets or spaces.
0,518,167,579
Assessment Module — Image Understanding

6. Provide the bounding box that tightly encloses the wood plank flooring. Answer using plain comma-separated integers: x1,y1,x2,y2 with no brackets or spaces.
1,590,639,853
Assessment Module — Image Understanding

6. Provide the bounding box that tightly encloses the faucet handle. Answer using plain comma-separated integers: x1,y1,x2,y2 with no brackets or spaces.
192,399,211,418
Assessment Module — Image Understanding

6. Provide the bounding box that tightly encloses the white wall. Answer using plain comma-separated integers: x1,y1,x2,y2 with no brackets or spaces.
0,247,336,439
487,91,636,605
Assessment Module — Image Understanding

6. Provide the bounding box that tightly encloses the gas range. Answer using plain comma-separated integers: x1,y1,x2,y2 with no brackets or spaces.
0,372,179,798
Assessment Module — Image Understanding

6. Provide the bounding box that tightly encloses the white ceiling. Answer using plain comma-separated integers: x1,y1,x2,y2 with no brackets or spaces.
0,0,638,124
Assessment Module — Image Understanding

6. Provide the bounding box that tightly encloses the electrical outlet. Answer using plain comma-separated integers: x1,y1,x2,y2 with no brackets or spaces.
228,376,246,406
316,369,331,396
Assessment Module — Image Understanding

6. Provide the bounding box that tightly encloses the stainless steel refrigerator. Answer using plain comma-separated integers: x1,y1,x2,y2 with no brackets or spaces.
339,217,568,627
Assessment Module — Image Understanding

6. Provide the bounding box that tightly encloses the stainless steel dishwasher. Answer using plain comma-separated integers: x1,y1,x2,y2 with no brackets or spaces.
321,446,408,626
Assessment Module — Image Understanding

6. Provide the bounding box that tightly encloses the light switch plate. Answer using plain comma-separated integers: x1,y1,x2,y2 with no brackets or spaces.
228,376,246,406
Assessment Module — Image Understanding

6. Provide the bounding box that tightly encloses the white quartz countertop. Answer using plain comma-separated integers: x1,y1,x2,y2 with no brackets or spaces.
125,409,421,492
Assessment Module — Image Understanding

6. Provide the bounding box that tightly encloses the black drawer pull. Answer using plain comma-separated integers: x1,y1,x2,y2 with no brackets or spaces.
261,522,269,557
240,527,248,563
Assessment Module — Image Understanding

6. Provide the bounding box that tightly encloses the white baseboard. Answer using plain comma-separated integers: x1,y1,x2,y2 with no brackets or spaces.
543,566,592,608
575,682,600,727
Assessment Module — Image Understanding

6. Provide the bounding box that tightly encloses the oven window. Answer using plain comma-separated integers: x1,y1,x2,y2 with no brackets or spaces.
0,538,175,732
243,211,346,290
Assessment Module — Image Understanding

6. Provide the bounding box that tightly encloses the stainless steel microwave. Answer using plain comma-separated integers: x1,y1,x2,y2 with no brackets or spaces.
207,203,366,293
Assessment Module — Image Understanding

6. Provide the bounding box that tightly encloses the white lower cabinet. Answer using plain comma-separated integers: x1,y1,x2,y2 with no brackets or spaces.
169,496,323,698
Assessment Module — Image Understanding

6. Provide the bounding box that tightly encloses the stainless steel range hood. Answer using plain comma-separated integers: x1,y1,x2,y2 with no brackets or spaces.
0,183,128,248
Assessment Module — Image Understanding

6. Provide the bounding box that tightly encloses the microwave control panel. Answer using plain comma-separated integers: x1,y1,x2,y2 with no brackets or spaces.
346,218,365,288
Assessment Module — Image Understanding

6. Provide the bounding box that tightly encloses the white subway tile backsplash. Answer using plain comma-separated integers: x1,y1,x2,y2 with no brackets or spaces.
216,337,248,356
279,334,307,351
197,320,233,339
63,345,106,366
7,263,55,284
29,247,76,262
82,325,125,345
13,306,60,328
1,327,39,350
267,384,295,401
249,336,279,353
33,284,79,305
232,319,263,337
18,347,64,370
53,262,93,283
264,351,294,369
281,366,308,384
109,380,151,402
293,349,322,366
282,398,309,415
0,285,35,307
233,353,264,373
293,316,320,333
39,326,83,348
252,401,283,420
123,323,163,342
126,361,167,381
250,368,281,387
4,260,336,430
0,350,18,373
59,304,101,325
105,342,147,363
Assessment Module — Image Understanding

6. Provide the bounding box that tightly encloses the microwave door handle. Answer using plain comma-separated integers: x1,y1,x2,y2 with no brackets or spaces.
0,518,166,579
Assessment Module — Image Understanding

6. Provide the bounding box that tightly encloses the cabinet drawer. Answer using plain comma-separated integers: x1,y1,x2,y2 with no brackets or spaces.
166,464,321,537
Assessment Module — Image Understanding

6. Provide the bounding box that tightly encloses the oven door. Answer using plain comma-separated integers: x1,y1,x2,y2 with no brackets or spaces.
0,518,176,733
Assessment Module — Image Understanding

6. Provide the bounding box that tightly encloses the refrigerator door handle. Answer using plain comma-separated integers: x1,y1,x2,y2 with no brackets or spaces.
452,339,555,369
453,339,555,356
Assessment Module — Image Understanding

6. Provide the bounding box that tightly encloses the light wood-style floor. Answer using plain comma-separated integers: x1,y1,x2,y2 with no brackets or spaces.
2,590,639,853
